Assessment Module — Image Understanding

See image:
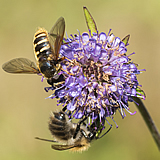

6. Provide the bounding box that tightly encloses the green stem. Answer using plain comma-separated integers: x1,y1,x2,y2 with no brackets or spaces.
133,97,160,151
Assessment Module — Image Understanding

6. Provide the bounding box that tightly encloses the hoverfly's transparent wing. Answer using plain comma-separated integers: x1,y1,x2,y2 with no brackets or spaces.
51,144,75,151
49,17,65,61
2,58,39,74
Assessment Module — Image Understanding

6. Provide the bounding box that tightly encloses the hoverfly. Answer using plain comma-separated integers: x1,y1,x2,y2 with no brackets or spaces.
2,17,65,81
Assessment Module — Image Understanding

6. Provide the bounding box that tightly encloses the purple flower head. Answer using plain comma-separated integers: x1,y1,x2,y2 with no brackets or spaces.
45,8,145,126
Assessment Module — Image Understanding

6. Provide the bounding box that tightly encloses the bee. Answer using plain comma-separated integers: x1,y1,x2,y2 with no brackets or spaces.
35,110,112,152
2,17,65,81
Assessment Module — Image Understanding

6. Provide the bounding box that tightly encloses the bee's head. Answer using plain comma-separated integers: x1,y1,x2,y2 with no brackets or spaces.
53,111,66,121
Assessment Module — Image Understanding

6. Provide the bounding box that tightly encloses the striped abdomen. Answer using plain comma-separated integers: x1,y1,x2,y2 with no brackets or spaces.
49,111,74,141
33,28,56,78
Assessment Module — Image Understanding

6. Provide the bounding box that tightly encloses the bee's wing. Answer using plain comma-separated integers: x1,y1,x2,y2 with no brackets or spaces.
2,58,40,74
51,144,75,151
49,17,65,61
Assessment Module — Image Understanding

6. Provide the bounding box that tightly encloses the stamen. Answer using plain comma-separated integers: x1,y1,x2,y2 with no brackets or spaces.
109,116,118,128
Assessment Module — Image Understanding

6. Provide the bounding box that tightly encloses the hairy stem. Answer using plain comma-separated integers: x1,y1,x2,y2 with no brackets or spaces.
133,97,160,150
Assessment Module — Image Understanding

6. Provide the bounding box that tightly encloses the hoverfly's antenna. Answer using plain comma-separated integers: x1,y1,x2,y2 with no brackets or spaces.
35,137,57,143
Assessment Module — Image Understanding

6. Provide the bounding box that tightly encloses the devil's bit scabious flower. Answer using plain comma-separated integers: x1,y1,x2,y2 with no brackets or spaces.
45,7,145,125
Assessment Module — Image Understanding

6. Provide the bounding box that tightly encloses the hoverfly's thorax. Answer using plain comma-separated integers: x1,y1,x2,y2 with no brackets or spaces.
39,61,56,78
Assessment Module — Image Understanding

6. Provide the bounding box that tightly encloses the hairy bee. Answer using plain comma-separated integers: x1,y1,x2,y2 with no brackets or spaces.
2,17,65,81
36,111,112,152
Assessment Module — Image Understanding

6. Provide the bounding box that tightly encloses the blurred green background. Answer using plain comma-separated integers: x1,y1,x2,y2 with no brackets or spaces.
0,0,160,159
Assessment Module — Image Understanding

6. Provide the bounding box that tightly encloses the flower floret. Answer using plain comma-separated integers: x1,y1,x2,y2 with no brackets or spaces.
45,29,145,125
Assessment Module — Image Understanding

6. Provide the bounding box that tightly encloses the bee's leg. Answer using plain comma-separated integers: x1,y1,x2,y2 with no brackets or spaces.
80,129,96,141
35,137,57,143
62,105,67,112
96,125,112,139
80,126,112,141
62,105,72,119
73,116,88,139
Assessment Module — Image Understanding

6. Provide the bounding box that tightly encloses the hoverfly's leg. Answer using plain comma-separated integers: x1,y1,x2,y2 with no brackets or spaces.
73,116,88,139
57,56,66,62
58,56,74,64
47,74,65,86
60,67,74,76
62,40,73,45
96,125,112,139
64,57,74,63
56,56,74,76
57,56,73,68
